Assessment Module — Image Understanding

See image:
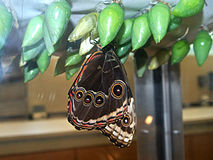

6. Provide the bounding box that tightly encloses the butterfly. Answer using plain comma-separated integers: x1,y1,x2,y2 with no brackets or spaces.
67,44,136,148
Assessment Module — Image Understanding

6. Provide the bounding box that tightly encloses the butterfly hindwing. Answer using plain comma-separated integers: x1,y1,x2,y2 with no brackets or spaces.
101,86,136,148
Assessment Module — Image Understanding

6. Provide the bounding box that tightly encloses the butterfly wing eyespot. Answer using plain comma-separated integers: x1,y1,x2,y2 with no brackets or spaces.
111,80,125,99
83,91,94,106
94,92,106,108
74,87,86,102
121,114,132,127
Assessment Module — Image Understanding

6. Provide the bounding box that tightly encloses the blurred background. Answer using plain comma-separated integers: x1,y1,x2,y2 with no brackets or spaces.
0,0,213,160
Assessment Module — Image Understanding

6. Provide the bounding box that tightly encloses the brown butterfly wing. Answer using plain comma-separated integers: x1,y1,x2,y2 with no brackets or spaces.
68,46,130,130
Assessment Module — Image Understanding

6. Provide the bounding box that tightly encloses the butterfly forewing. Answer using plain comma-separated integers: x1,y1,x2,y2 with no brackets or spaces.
68,45,130,129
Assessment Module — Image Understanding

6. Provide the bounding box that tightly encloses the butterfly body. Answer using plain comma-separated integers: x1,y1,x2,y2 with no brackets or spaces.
68,44,136,147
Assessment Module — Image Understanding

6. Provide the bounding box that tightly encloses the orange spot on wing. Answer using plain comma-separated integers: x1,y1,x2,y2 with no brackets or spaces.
97,122,105,126
73,119,77,124
69,102,72,112
69,94,73,112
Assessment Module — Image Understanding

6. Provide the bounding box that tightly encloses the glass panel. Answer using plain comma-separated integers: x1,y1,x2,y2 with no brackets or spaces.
181,47,213,160
181,50,213,108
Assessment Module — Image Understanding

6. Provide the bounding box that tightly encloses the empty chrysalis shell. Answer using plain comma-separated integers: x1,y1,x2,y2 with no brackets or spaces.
148,49,170,70
79,33,99,56
68,12,98,42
